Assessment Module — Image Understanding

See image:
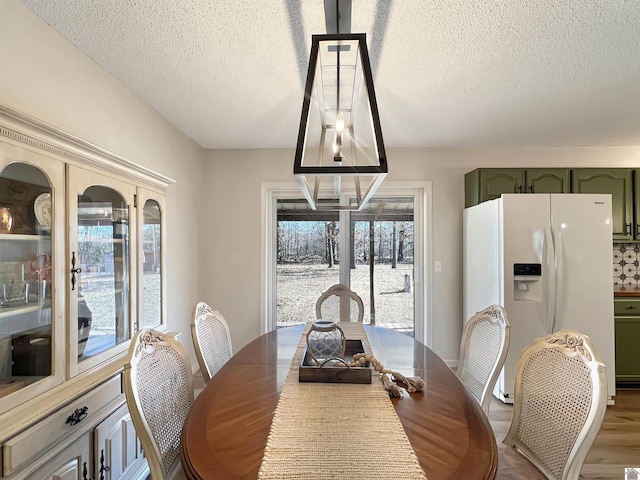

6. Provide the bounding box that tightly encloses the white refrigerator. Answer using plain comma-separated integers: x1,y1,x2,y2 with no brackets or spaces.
463,194,615,403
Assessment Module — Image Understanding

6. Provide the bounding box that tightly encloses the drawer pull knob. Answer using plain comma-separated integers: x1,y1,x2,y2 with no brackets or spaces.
626,305,639,310
66,406,88,426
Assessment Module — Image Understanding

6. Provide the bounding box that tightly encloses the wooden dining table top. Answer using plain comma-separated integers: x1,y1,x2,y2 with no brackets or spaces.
180,324,498,480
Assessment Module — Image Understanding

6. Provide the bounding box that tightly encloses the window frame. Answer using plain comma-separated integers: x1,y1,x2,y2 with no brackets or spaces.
261,181,433,347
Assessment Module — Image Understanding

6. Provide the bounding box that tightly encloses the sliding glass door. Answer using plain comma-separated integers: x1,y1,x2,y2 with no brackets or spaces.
275,196,416,337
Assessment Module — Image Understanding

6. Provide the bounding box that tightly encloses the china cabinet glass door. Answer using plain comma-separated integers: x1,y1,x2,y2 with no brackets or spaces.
0,145,65,413
137,188,166,330
67,165,136,377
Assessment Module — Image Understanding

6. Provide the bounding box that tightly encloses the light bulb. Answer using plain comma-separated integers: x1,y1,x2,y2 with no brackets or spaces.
332,131,342,157
335,112,345,132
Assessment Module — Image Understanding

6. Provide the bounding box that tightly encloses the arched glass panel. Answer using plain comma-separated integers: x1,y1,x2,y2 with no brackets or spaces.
141,199,162,328
0,163,53,394
76,186,130,360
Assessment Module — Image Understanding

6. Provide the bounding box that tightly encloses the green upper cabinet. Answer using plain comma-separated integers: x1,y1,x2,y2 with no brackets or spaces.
527,169,571,194
465,169,523,208
465,168,570,208
572,169,633,241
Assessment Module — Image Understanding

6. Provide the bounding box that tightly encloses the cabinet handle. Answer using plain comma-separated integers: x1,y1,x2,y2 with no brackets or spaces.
83,462,91,480
626,305,639,310
528,185,534,193
99,449,110,480
65,405,88,426
518,185,523,193
626,223,632,235
71,251,82,291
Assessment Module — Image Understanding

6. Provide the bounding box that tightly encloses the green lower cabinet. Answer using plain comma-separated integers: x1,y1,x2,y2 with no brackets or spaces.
572,169,634,241
614,298,640,387
635,170,640,240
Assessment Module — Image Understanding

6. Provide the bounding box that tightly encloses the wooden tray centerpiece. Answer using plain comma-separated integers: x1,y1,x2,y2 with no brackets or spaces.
299,338,372,384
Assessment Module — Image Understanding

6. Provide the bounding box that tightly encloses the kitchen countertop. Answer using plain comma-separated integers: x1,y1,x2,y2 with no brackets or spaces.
614,285,640,297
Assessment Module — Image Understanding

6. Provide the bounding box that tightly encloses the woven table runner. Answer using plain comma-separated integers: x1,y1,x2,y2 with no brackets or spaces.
257,322,427,480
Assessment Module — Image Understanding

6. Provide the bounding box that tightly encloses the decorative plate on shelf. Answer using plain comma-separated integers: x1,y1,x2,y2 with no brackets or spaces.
34,193,52,226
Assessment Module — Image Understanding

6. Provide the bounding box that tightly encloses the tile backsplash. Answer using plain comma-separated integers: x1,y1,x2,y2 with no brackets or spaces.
613,244,640,285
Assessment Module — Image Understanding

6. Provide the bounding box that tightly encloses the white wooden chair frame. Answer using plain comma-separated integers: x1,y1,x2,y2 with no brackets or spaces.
457,304,510,416
503,329,608,480
124,329,194,480
315,284,365,323
191,302,233,383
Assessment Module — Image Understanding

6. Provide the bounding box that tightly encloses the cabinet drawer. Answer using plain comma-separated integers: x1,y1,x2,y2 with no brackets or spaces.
2,375,121,476
614,298,640,315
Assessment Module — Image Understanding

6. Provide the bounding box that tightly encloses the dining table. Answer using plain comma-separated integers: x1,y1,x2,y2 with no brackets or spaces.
180,323,498,480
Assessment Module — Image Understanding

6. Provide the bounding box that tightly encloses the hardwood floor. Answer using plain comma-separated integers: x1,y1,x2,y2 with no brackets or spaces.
489,389,640,480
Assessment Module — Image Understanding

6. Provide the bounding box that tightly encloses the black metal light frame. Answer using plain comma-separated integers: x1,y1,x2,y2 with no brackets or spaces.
293,33,388,211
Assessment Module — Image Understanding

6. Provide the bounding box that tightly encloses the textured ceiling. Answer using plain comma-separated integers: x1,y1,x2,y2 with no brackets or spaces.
20,0,640,149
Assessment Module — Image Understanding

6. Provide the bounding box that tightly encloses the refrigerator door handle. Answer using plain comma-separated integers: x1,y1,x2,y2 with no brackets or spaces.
544,226,556,333
553,228,564,333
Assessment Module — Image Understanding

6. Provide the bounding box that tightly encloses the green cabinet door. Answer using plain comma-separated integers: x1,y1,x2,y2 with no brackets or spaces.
572,169,634,241
525,169,571,194
614,299,640,386
481,169,525,202
615,317,640,385
465,169,525,207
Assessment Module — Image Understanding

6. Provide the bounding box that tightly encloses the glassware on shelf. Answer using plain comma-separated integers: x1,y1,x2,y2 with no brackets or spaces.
1,280,30,307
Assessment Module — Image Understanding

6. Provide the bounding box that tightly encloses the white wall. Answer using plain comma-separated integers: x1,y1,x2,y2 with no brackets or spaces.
1,1,205,366
204,147,640,363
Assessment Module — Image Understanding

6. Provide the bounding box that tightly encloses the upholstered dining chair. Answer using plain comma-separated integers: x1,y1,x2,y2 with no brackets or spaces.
503,329,608,480
456,304,510,416
123,329,193,480
315,284,365,323
191,302,233,383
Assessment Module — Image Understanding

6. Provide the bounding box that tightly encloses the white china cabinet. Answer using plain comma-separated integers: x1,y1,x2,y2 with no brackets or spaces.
0,106,172,480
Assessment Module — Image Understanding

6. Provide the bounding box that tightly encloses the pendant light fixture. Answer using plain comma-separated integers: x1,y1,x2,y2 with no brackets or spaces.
293,0,387,211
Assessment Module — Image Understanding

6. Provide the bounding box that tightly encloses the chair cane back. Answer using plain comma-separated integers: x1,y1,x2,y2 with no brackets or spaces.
124,329,193,479
503,329,608,480
315,284,365,323
191,302,233,383
457,304,510,416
